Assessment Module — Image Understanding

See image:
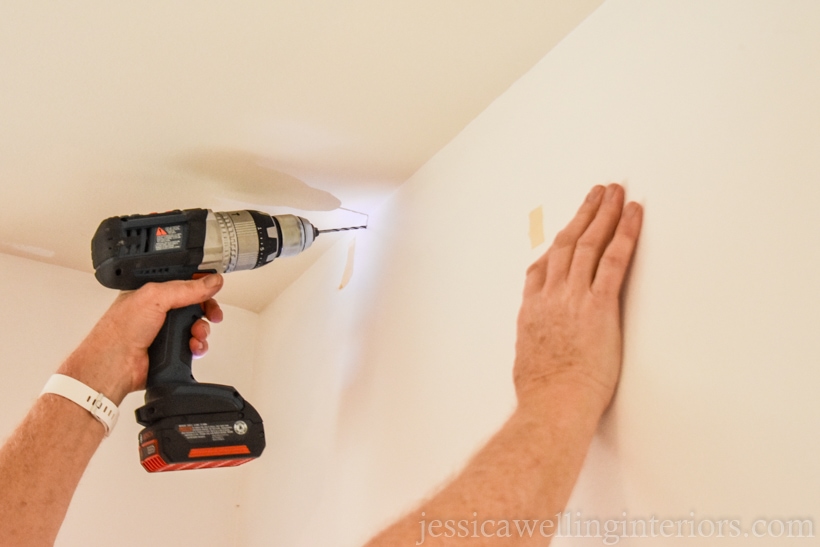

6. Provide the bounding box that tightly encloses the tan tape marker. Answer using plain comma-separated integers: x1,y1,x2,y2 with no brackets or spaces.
339,238,356,289
529,206,545,249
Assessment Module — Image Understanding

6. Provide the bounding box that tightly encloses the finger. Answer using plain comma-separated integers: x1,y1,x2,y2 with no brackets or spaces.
202,298,223,323
190,318,211,342
545,185,606,287
191,337,209,359
139,274,224,313
591,202,643,298
568,184,626,290
523,250,549,296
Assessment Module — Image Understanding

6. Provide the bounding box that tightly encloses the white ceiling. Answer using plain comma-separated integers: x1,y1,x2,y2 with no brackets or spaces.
0,1,603,311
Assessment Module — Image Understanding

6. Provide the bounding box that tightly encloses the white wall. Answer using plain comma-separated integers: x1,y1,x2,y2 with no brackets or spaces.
240,1,820,546
0,253,258,547
4,2,819,546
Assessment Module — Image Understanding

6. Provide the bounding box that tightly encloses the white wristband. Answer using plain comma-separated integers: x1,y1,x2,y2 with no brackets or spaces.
40,374,119,436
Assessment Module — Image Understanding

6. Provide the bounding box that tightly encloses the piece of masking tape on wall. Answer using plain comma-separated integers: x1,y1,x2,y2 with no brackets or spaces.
339,238,356,289
529,206,545,249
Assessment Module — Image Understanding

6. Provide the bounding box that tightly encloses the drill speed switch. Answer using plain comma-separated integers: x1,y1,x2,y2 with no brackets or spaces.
91,208,319,472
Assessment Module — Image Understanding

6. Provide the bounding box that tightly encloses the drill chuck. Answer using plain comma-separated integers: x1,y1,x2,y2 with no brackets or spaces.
200,210,317,274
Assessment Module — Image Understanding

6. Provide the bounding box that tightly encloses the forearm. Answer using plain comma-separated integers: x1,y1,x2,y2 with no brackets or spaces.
368,184,641,546
0,392,106,546
0,276,224,546
366,383,604,547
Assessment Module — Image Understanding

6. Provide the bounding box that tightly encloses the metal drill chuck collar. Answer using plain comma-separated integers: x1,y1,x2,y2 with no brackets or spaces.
276,214,317,258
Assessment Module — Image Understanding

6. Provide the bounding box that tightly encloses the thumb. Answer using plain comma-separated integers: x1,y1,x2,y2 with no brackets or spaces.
140,274,224,312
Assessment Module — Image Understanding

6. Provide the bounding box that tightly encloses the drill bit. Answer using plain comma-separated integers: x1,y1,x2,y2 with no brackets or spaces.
317,207,369,234
318,225,367,234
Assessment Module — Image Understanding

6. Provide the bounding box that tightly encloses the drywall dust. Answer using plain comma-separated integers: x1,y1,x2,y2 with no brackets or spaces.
175,149,342,211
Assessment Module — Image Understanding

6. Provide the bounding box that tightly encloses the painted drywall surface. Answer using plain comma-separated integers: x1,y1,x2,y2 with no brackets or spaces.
0,252,258,547
241,1,820,546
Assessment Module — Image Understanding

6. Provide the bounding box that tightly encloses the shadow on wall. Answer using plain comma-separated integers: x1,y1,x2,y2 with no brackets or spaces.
173,149,342,211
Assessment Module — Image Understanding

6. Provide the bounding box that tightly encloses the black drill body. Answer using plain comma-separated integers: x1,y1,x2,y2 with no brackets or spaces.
91,208,318,472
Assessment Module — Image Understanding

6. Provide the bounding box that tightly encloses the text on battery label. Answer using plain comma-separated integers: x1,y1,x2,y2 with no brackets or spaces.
177,423,235,442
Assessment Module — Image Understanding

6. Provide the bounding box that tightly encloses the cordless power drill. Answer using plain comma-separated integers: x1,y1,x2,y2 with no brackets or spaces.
91,209,320,472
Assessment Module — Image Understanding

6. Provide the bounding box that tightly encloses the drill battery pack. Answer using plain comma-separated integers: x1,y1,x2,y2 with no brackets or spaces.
135,383,265,472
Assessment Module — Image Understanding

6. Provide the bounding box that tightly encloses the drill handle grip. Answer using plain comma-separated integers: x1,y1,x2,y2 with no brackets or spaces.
146,304,203,388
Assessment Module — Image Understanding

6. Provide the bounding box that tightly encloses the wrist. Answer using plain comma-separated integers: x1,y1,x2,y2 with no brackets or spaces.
515,374,610,428
40,374,119,436
57,342,135,406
